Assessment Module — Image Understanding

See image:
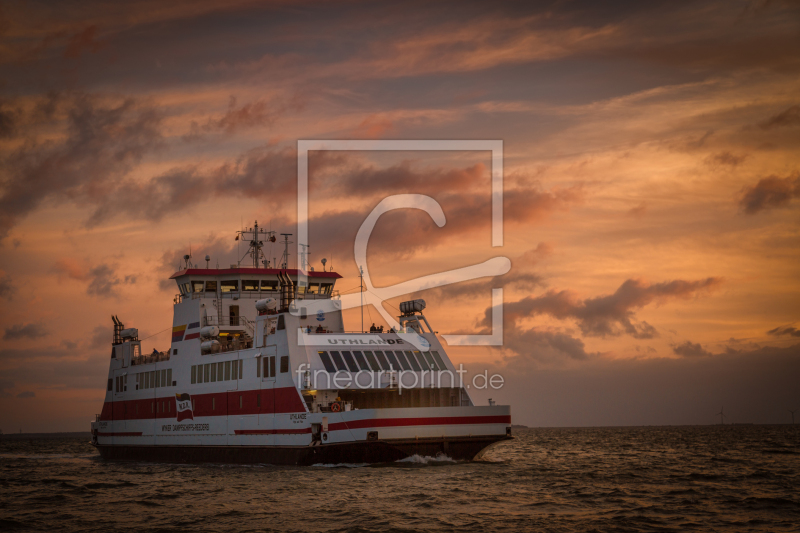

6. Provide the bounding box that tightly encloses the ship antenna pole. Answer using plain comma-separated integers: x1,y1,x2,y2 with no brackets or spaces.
360,264,364,332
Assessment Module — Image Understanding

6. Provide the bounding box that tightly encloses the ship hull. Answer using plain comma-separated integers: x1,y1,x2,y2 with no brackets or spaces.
94,434,511,465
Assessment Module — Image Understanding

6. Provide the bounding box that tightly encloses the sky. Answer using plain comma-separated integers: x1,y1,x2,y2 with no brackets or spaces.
0,0,798,431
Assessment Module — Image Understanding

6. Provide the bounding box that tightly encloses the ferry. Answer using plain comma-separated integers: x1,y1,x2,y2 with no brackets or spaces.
91,222,512,465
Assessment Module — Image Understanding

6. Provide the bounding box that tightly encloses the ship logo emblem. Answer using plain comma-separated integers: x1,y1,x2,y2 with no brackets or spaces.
175,393,194,421
316,310,325,322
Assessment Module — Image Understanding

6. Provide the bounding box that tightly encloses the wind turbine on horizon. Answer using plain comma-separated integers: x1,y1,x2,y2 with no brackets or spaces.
716,407,726,425
790,409,797,425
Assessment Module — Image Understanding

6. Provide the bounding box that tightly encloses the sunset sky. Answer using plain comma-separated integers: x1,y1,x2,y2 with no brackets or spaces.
1,0,798,431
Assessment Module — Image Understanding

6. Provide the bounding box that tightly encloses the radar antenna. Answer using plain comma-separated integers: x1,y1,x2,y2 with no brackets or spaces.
236,220,276,268
279,233,293,269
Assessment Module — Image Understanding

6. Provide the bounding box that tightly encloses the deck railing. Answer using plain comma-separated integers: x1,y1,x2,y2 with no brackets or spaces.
175,289,339,304
131,351,171,366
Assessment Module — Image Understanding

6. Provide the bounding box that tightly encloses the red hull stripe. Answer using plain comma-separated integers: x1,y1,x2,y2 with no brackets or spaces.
100,387,307,421
97,431,143,437
234,428,312,435
330,415,510,431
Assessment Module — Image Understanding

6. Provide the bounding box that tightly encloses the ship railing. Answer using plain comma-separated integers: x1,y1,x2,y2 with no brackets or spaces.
131,351,171,366
203,316,256,336
214,338,254,354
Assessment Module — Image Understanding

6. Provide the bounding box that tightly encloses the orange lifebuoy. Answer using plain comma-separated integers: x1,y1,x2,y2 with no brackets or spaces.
330,402,342,413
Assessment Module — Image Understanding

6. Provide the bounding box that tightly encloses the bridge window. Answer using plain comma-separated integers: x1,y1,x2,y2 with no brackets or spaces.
261,280,278,291
191,366,197,384
404,351,422,371
364,351,381,371
330,351,347,371
421,351,439,371
430,351,446,370
221,280,238,292
320,283,332,295
318,351,336,372
205,281,217,293
395,351,412,371
307,283,319,294
341,351,359,372
225,361,231,380
353,351,369,370
243,280,259,291
192,281,204,292
374,351,390,370
384,350,400,371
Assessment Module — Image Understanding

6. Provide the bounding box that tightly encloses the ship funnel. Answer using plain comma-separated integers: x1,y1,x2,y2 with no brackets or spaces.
278,271,295,312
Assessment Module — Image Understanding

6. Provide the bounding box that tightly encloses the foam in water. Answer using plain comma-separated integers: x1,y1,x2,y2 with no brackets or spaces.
397,453,456,464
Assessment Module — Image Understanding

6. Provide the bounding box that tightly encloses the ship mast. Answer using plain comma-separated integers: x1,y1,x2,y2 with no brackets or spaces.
237,221,276,268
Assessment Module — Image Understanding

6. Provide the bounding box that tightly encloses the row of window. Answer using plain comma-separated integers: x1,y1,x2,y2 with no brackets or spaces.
178,280,334,295
136,369,173,390
109,369,174,393
191,359,244,384
317,350,446,374
257,355,289,378
113,375,127,392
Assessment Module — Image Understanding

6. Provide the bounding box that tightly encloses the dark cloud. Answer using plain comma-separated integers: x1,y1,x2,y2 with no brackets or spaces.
758,105,800,130
767,325,800,337
0,271,15,300
85,264,122,297
413,270,544,302
0,379,14,398
0,100,21,139
306,184,582,261
16,391,35,399
484,277,722,340
184,95,305,140
479,343,800,426
3,323,48,340
626,203,647,218
502,328,597,362
53,259,134,297
705,151,748,167
672,340,712,358
61,340,79,350
0,94,164,240
63,25,106,59
90,325,112,349
739,174,800,214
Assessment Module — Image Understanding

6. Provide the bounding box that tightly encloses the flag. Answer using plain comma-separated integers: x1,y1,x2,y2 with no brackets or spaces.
176,393,194,421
